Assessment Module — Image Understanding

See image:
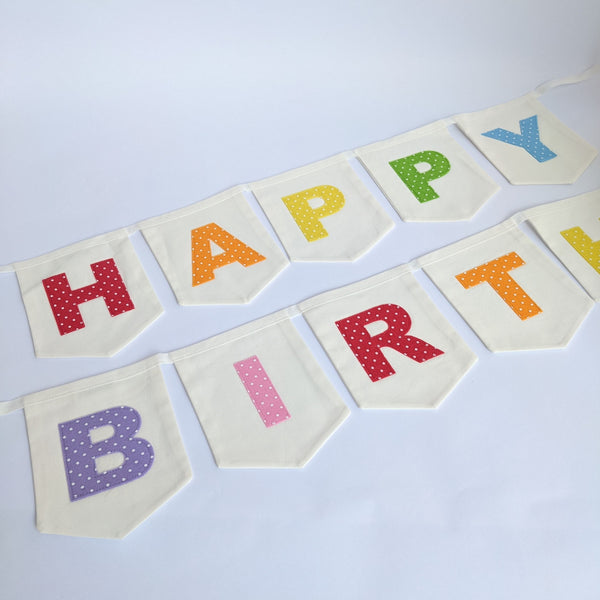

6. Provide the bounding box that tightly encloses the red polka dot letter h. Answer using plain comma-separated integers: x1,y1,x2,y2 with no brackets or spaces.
335,303,444,382
42,258,135,336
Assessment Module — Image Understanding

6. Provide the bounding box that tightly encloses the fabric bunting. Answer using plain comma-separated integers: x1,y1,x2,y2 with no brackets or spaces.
3,190,600,539
4,72,598,358
420,219,594,351
1,71,599,540
250,154,394,261
23,357,192,539
140,187,289,305
14,230,163,358
524,189,600,301
300,266,477,408
171,309,350,468
355,121,500,221
455,94,597,185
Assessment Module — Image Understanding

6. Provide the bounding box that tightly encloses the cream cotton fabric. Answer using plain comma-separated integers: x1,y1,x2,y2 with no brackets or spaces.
355,121,499,221
23,357,192,539
171,309,349,467
421,220,594,351
299,266,477,409
14,230,163,358
140,187,288,304
250,154,394,261
524,189,600,301
455,94,597,185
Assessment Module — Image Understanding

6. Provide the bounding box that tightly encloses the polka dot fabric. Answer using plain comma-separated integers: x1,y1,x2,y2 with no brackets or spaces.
233,355,291,428
455,251,542,320
560,224,600,276
389,150,451,203
282,185,345,242
482,115,557,163
42,258,135,336
335,303,444,382
191,223,266,286
58,406,154,502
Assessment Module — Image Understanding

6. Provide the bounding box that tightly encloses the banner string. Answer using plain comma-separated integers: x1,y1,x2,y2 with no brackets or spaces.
1,188,596,416
0,65,597,274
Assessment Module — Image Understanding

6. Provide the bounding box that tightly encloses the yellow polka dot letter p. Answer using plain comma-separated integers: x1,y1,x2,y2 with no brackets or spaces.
282,185,345,242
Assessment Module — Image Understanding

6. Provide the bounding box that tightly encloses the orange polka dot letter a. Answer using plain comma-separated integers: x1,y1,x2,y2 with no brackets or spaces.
191,223,266,286
282,185,345,242
335,303,444,382
455,252,542,320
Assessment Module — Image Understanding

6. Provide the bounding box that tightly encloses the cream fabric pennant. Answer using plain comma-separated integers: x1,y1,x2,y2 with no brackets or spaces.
355,121,499,221
171,309,350,468
14,230,163,358
250,154,394,261
421,220,594,351
299,266,477,409
524,190,600,302
23,357,192,539
139,187,288,304
455,94,597,185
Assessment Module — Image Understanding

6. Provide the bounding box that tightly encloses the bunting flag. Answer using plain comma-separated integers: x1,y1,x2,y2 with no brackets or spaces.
299,266,477,408
14,230,163,358
455,94,597,184
171,310,350,468
420,219,594,351
249,154,394,261
139,187,289,304
22,357,192,539
355,121,500,221
524,190,600,301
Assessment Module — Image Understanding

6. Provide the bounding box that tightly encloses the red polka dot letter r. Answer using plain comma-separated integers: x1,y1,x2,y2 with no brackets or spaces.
335,303,444,382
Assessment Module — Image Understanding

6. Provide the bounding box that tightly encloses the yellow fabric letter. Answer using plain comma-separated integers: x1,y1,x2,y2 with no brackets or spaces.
281,185,345,242
560,221,600,276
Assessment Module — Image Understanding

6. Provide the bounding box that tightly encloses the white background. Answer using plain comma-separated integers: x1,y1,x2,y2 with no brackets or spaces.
1,1,599,598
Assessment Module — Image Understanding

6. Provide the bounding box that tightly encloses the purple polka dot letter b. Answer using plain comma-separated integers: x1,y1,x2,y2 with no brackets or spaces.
58,406,155,502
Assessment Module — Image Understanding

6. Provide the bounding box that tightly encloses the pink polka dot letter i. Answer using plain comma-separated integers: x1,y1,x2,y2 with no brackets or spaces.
233,355,291,428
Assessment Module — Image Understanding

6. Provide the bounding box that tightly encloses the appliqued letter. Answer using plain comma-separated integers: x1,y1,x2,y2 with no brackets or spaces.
560,222,600,275
389,150,451,203
233,355,291,427
335,303,444,382
43,259,135,336
482,115,557,163
191,223,266,286
282,185,345,241
455,251,542,320
58,406,154,502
